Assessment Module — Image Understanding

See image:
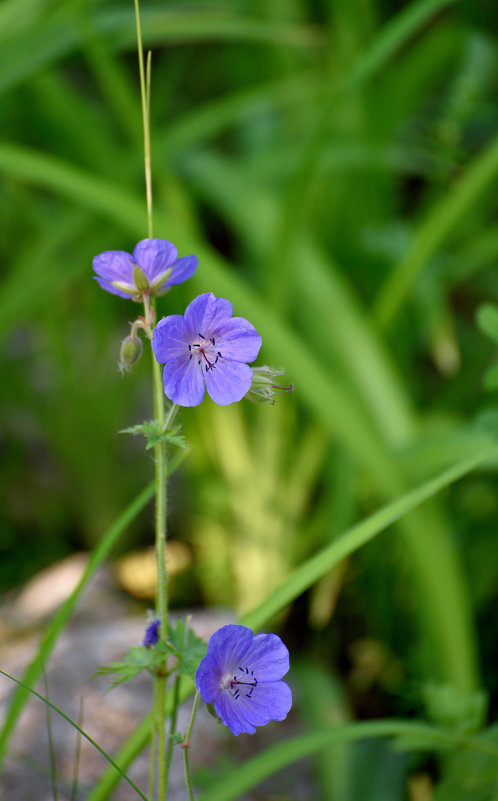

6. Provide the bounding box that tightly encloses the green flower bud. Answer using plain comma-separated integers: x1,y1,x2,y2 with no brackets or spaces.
245,366,293,404
119,332,143,374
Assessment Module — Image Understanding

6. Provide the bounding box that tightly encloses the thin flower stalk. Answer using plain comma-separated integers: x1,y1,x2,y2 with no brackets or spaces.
183,693,200,801
134,0,168,794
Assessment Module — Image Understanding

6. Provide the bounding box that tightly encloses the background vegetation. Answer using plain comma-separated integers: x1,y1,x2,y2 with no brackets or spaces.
2,0,498,797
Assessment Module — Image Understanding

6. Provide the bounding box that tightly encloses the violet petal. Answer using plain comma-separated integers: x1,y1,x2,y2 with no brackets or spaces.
204,360,253,405
92,250,134,284
214,692,257,736
184,293,233,340
213,317,262,363
164,254,198,287
162,357,205,406
152,315,190,363
132,239,178,281
93,276,135,299
234,681,292,728
242,632,290,681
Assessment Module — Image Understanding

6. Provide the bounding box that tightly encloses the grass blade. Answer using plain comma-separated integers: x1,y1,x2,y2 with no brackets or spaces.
241,448,495,631
0,481,154,766
374,133,498,329
43,672,59,801
0,670,149,801
71,697,84,801
197,720,498,801
85,447,495,801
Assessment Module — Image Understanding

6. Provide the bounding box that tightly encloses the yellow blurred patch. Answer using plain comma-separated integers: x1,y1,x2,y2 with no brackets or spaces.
114,543,192,599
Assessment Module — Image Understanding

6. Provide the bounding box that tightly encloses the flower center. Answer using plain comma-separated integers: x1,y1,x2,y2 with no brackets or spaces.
188,333,223,373
222,665,258,701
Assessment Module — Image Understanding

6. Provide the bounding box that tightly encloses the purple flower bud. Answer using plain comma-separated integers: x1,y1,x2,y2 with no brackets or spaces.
143,619,160,647
196,624,292,735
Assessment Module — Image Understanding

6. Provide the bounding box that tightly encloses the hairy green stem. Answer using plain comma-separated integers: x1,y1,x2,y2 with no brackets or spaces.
148,682,157,801
148,295,169,801
134,0,168,795
183,693,200,801
164,676,181,790
156,673,167,801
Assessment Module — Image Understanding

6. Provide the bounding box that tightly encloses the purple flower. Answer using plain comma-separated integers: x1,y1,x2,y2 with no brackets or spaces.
195,624,292,736
142,619,160,647
151,292,262,407
92,239,198,300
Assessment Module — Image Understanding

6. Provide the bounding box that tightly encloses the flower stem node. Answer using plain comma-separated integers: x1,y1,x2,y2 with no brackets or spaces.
119,331,143,374
245,366,294,404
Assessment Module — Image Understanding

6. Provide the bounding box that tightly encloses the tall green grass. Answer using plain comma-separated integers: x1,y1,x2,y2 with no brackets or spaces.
1,0,498,797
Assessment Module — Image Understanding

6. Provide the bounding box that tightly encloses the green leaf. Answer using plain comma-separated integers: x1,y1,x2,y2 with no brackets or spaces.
423,684,487,735
434,724,498,801
477,304,498,344
166,619,207,682
484,363,498,391
473,410,498,439
93,645,166,690
121,421,187,450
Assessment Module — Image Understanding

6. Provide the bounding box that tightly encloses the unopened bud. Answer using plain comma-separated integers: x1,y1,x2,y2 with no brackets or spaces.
142,618,160,647
245,366,293,404
133,263,150,293
119,332,143,374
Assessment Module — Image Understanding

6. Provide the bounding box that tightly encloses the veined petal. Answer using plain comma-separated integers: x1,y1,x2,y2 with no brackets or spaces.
132,239,178,282
164,255,198,287
214,692,256,736
184,293,233,340
243,633,290,681
205,360,253,405
195,654,221,705
163,357,205,406
235,681,292,729
204,625,253,676
214,317,262,363
152,315,190,363
93,276,136,299
93,250,134,283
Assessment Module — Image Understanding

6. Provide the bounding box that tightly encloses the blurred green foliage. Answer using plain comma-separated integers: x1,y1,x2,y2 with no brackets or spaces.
1,0,498,794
